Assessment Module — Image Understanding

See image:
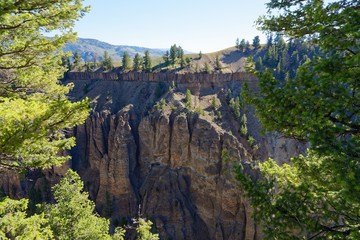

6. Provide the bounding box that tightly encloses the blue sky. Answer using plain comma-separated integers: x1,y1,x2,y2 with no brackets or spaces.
74,0,269,53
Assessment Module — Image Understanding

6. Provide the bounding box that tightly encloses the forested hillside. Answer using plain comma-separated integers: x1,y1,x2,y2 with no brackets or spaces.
64,36,322,77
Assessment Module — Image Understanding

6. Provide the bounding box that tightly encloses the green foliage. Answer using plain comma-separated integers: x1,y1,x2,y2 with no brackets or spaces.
204,62,212,74
255,57,263,71
180,57,186,68
133,53,143,71
185,57,192,66
184,89,192,110
168,44,186,68
195,106,205,116
46,170,113,240
238,39,246,52
177,47,186,68
61,55,72,72
260,34,320,80
84,62,93,72
199,51,202,59
143,51,152,72
235,38,240,49
247,135,256,147
92,53,98,70
240,113,248,136
229,96,241,119
135,218,159,240
211,96,218,110
162,51,170,67
215,56,222,72
73,51,82,71
113,227,126,240
0,170,162,240
239,0,360,238
216,111,222,122
0,197,53,239
101,51,114,71
0,0,90,171
245,40,251,52
122,51,131,71
226,88,232,101
169,81,176,94
28,186,43,215
170,44,177,67
252,36,261,49
154,99,166,111
177,46,184,60
0,170,125,240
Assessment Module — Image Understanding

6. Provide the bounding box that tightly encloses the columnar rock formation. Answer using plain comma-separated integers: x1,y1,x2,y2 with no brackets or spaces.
65,71,258,83
0,74,306,239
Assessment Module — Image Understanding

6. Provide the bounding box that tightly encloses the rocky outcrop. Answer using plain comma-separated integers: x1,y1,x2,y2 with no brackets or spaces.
137,112,256,239
71,107,138,218
65,71,257,84
0,75,306,239
71,105,260,239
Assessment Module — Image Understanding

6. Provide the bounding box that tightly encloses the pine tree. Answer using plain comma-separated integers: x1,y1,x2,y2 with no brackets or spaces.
177,46,184,60
73,51,82,71
215,56,222,71
240,113,248,136
185,57,192,66
252,36,261,49
239,39,246,52
133,53,142,71
239,0,360,238
255,57,263,71
143,50,152,72
180,56,186,68
175,46,184,68
170,44,177,67
236,38,240,49
122,51,131,71
163,50,170,67
101,51,113,71
135,218,159,240
185,89,192,109
47,170,115,240
245,40,251,52
61,55,72,72
0,0,90,171
92,53,98,70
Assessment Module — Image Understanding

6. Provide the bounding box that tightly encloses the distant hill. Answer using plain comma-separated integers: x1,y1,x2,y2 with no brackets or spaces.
65,37,318,77
63,38,168,62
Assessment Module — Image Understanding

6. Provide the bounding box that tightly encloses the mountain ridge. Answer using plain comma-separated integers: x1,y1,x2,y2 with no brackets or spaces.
64,38,192,62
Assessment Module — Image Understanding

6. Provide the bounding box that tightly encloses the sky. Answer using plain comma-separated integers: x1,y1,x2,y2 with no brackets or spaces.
74,0,270,53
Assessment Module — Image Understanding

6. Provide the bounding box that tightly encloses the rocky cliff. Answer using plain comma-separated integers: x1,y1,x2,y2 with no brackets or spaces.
0,74,306,239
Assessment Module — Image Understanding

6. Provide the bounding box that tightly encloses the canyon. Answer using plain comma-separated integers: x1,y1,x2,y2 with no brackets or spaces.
0,72,305,239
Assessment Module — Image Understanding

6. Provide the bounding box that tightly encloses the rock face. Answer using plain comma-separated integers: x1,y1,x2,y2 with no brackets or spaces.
0,77,305,239
71,108,138,218
72,106,259,239
137,112,256,239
